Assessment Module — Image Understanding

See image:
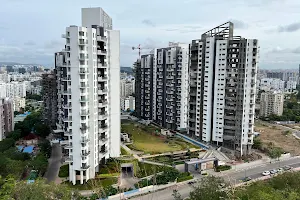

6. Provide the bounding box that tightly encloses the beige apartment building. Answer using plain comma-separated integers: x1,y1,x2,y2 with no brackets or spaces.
260,91,284,117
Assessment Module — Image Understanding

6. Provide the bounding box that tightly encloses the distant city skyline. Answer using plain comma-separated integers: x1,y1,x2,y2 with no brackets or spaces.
1,0,300,68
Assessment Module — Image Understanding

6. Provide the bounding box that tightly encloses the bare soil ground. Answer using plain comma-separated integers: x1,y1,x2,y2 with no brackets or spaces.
255,120,300,156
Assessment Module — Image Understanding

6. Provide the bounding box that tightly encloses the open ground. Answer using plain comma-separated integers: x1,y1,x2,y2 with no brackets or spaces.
255,120,300,155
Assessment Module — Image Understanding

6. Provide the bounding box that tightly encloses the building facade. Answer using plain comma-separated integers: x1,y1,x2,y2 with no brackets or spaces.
260,91,284,117
120,79,134,97
13,96,25,112
135,55,154,120
55,7,120,185
0,98,14,141
135,43,189,130
42,73,58,128
188,22,258,156
121,96,135,111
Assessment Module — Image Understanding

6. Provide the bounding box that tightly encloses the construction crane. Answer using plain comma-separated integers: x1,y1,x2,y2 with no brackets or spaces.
132,44,152,58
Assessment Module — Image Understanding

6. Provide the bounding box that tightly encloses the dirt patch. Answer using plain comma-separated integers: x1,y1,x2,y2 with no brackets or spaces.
255,121,300,156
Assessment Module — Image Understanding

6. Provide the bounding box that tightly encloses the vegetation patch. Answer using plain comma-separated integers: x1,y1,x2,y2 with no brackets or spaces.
215,165,231,172
58,165,69,178
122,123,199,154
120,147,129,155
135,168,192,188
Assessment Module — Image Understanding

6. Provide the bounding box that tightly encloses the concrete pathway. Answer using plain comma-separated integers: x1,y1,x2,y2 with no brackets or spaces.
44,143,62,183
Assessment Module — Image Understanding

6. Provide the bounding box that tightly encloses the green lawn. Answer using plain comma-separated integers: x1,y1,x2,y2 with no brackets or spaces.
122,123,199,154
121,147,130,155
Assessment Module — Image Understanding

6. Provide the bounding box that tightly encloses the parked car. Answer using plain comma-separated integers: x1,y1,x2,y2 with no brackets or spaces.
242,177,252,182
284,165,292,171
262,171,271,176
270,169,278,174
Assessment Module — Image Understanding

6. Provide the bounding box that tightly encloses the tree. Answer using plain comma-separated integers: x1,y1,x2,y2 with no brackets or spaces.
38,140,52,158
268,147,283,161
29,153,48,175
188,176,229,200
0,138,15,152
7,130,22,141
34,123,50,138
11,179,80,200
253,137,262,149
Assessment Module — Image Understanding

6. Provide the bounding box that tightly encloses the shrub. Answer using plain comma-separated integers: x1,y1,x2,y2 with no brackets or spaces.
58,165,69,177
178,175,193,182
215,165,231,172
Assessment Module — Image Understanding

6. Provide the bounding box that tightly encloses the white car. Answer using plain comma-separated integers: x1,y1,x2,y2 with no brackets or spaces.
270,169,278,174
262,171,270,176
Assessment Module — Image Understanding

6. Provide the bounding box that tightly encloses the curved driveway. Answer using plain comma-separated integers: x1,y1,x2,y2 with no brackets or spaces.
44,143,62,183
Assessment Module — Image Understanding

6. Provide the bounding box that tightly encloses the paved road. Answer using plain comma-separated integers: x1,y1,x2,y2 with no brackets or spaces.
131,157,300,200
44,143,62,183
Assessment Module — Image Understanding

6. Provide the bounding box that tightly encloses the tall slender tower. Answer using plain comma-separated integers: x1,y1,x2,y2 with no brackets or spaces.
55,7,120,185
135,43,189,130
188,22,258,157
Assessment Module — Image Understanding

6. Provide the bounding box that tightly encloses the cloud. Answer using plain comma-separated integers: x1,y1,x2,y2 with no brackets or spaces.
230,19,248,29
24,41,36,46
44,40,64,50
278,22,300,32
267,46,300,54
141,19,156,27
162,24,204,33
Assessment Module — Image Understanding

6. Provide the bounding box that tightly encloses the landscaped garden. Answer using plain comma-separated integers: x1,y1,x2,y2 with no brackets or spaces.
122,123,200,154
146,150,202,165
134,167,193,188
96,158,170,178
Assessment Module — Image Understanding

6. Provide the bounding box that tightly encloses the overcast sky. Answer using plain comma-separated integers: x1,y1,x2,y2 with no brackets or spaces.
0,0,300,69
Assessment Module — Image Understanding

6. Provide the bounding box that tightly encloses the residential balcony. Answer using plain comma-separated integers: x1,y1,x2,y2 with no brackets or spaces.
79,98,89,102
81,164,90,170
100,148,108,155
64,131,72,137
64,156,73,163
98,112,108,120
190,110,196,114
63,104,71,109
60,140,69,145
98,76,108,82
98,88,108,95
100,137,108,143
97,35,107,41
81,151,91,157
79,84,89,88
63,116,72,122
97,49,107,55
62,90,71,95
80,137,90,144
99,124,108,129
97,61,107,68
80,125,89,130
78,40,86,46
80,109,89,116
98,100,108,107
79,56,87,61
64,145,72,149
79,69,88,74
61,77,71,81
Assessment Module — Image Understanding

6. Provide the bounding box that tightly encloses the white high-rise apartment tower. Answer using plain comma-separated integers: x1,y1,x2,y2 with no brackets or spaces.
55,7,120,185
188,22,258,157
